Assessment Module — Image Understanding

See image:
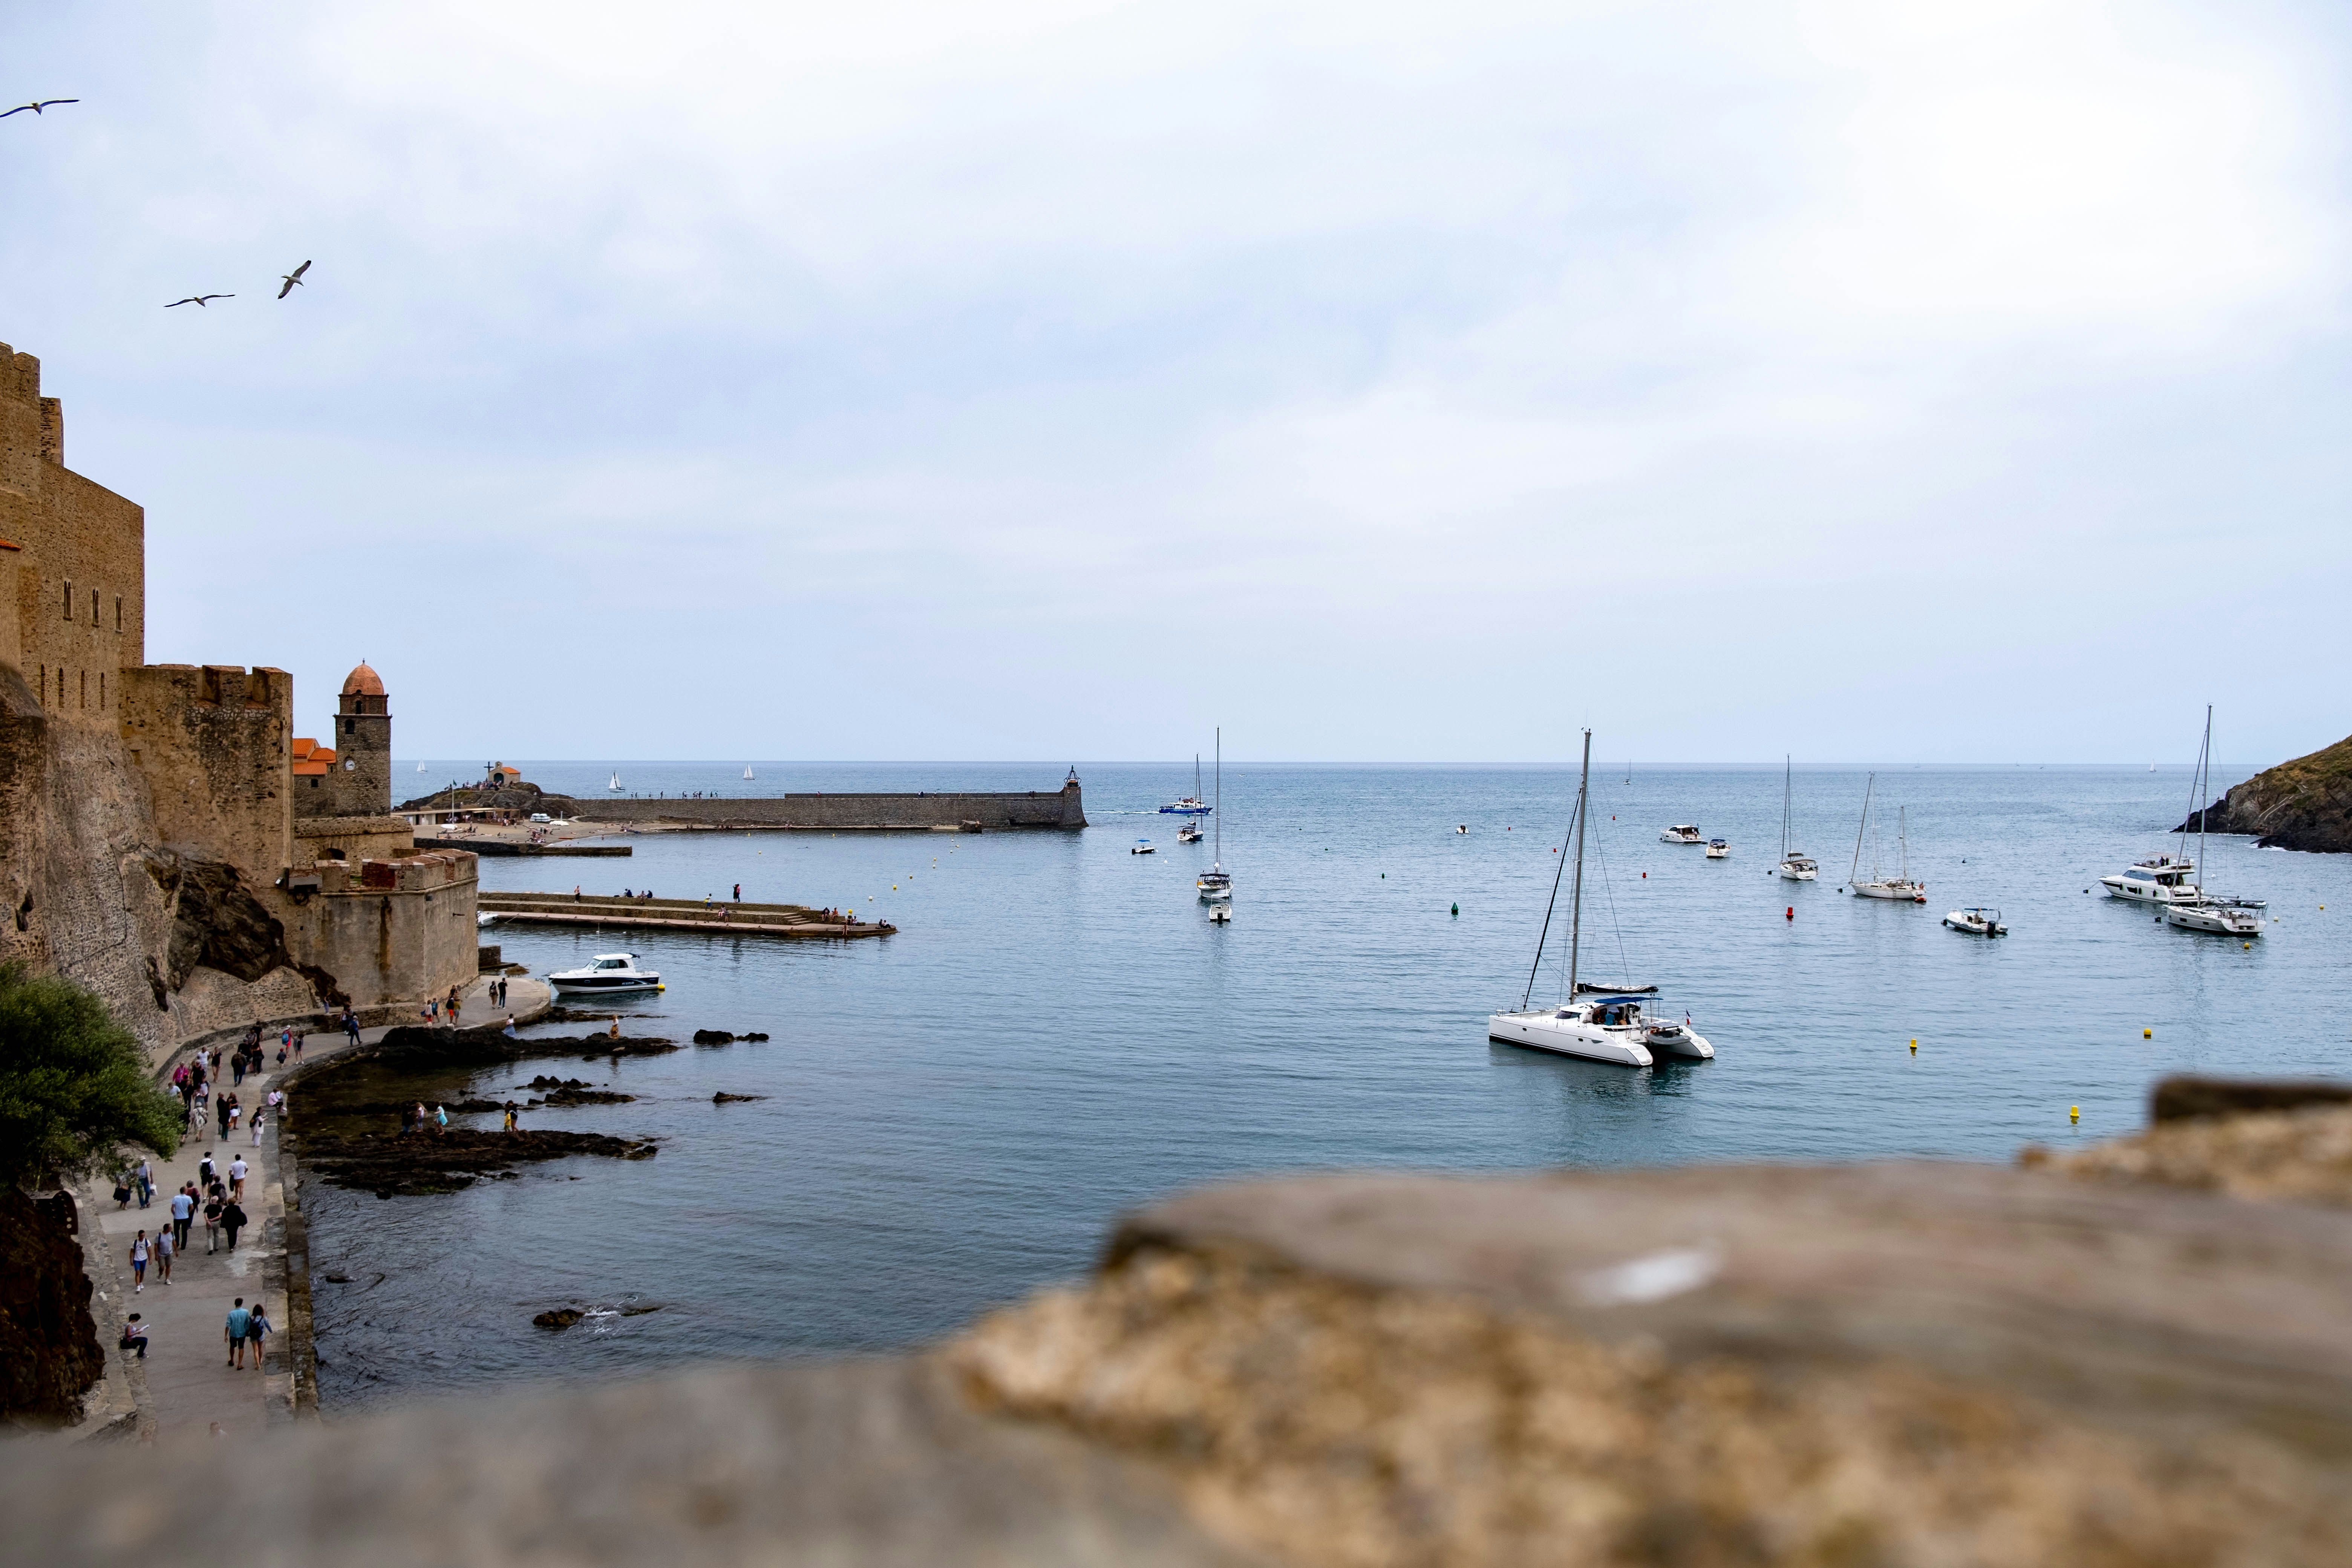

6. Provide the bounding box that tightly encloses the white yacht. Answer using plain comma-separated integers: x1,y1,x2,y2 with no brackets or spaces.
1942,907,2006,937
2100,855,2200,905
1705,838,1731,859
1489,731,1713,1067
547,952,663,994
1777,756,1816,880
1197,730,1233,902
1660,824,1704,844
1845,778,1925,902
1132,838,1156,855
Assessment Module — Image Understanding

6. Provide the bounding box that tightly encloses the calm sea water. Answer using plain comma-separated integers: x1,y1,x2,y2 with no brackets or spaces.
311,761,2352,1409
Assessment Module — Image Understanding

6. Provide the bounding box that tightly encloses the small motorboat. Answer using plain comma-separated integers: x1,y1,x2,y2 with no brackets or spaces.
1208,903,1231,924
1705,838,1730,858
477,912,498,927
1176,820,1203,844
2164,900,2262,936
1660,824,1704,844
1943,907,2006,937
547,952,663,993
1131,838,1156,855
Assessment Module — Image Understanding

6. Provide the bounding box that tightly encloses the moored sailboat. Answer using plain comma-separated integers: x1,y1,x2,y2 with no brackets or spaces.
1845,775,1925,901
1197,730,1232,902
2164,706,2265,938
1778,756,1816,880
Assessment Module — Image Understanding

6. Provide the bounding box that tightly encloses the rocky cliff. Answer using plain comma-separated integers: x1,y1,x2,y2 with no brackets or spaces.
0,1189,102,1427
2177,730,2352,853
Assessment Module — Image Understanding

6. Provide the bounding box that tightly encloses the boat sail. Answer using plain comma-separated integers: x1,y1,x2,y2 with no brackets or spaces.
1845,775,1925,901
743,766,755,781
1197,731,1231,902
607,772,624,792
1486,730,1713,1066
1778,756,1816,880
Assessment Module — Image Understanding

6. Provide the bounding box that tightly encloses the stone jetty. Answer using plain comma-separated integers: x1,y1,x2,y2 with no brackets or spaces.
479,891,894,938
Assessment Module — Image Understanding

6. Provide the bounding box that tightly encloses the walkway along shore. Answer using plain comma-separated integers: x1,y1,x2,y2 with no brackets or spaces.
70,976,553,1444
479,891,896,939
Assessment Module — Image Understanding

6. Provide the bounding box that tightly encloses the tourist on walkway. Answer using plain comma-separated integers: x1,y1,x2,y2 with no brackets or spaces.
203,1190,224,1253
136,1159,153,1207
294,1029,306,1060
199,1152,216,1188
112,1170,131,1209
434,1104,449,1133
231,1051,246,1087
733,883,741,901
228,1155,247,1201
343,1011,360,1045
226,1095,241,1134
153,1224,173,1284
224,1299,252,1368
502,1015,518,1039
216,1095,231,1138
220,1197,248,1252
250,1111,266,1147
121,1314,147,1360
170,1186,194,1250
246,1303,271,1369
129,1230,149,1292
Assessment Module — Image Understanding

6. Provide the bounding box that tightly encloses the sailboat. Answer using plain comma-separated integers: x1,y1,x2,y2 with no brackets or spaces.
2164,707,2264,937
416,762,427,773
607,772,624,793
743,766,755,781
1196,731,1231,903
1845,775,1925,901
1778,756,1817,880
1487,730,1712,1066
1161,755,1211,815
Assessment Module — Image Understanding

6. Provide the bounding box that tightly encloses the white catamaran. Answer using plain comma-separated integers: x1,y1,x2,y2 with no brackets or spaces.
1487,730,1713,1067
1845,774,1925,901
1197,730,1231,903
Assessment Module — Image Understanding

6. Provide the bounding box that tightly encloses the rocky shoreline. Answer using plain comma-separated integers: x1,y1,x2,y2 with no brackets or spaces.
2178,729,2352,852
298,1128,660,1198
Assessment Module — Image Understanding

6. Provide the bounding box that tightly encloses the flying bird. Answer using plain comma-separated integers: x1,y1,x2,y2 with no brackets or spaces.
277,260,311,299
1,100,80,118
165,294,235,308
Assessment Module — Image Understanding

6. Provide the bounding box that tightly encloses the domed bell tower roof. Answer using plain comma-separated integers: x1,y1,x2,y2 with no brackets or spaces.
341,661,386,698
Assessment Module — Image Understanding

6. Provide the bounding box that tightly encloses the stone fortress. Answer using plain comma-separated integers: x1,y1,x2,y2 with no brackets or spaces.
0,335,478,1060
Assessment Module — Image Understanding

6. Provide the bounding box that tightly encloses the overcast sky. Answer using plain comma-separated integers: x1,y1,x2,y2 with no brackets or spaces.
3,1,2345,764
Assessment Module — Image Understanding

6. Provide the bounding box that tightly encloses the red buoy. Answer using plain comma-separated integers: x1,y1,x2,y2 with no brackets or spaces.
1785,906,1794,920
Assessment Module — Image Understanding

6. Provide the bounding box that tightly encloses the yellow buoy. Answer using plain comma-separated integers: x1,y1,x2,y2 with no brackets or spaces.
2143,1027,2152,1038
2070,1106,2080,1124
1909,1038,1917,1054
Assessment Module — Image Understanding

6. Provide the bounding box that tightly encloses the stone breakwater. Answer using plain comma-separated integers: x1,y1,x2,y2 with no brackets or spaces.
11,1074,2352,1566
547,778,1088,832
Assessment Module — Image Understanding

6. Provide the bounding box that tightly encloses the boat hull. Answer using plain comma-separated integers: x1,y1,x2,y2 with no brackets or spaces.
1488,1011,1652,1066
2164,905,2263,936
1779,861,1817,881
1850,880,1925,901
548,975,663,993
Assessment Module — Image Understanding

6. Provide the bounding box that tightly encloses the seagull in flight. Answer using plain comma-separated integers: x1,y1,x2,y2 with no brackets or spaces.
166,294,235,308
277,260,311,299
1,100,80,118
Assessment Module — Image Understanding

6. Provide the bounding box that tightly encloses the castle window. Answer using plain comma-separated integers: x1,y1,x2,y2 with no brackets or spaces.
114,596,122,632
79,671,86,708
90,588,98,626
63,581,72,620
98,672,104,708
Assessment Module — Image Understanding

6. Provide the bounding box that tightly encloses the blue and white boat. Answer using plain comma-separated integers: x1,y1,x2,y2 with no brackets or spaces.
1161,755,1212,815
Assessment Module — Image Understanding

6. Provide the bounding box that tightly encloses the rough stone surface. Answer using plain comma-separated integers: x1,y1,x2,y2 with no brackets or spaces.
0,1188,102,1426
2035,1101,2352,1208
2149,1073,2352,1124
298,1127,661,1196
0,1358,1251,1567
952,1165,2352,1567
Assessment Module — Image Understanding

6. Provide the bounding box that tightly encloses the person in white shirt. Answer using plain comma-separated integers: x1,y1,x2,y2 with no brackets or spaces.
228,1156,248,1200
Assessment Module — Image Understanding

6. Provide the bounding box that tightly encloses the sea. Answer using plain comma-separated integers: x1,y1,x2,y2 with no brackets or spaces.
308,760,2352,1409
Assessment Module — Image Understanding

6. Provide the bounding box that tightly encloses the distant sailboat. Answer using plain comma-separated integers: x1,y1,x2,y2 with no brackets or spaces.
416,763,427,772
1778,756,1817,881
743,766,755,781
1197,731,1231,903
1845,775,1925,901
608,772,624,792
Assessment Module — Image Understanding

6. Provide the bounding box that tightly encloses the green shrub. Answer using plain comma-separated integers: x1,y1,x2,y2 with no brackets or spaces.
0,963,181,1189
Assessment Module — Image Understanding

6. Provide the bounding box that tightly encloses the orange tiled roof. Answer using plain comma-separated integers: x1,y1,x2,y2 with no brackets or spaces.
312,746,337,765
292,737,319,760
293,761,329,776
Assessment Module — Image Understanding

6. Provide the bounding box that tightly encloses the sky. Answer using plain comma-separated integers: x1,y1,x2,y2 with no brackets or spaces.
2,0,2346,765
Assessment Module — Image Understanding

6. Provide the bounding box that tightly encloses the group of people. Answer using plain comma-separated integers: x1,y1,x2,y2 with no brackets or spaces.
123,1149,252,1309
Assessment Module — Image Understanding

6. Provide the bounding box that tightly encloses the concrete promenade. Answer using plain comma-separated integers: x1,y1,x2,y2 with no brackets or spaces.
82,975,551,1443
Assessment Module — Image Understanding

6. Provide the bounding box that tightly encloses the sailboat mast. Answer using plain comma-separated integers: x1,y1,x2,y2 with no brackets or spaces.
1899,806,1908,880
1782,755,1792,861
1567,730,1591,1001
1848,772,1873,887
1214,729,1221,862
2197,705,2211,888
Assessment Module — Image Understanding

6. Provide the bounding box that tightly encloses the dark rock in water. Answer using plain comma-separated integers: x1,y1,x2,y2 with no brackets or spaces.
323,1272,353,1284
527,1076,591,1090
743,1032,770,1042
299,1129,663,1196
0,1190,103,1426
713,1092,768,1104
543,1087,635,1106
692,1029,735,1045
533,1308,584,1330
2176,731,2352,852
2151,1074,2352,1125
542,1005,664,1024
373,1025,677,1068
619,1305,662,1317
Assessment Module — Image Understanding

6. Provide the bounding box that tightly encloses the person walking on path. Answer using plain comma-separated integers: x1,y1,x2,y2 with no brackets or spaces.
112,1170,132,1209
246,1303,272,1370
220,1196,248,1252
250,1110,266,1147
136,1159,153,1208
733,883,741,901
203,1190,224,1253
128,1230,149,1292
295,1028,307,1060
170,1186,194,1250
153,1223,173,1284
224,1299,253,1369
228,1155,248,1201
199,1152,216,1189
343,1010,360,1045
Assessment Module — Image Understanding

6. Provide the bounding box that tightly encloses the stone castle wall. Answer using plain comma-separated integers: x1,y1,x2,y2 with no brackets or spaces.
555,781,1088,830
119,665,296,882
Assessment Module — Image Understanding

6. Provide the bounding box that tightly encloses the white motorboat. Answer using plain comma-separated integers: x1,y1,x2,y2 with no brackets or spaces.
1489,731,1713,1068
1943,907,2006,937
1845,778,1926,901
1177,820,1203,844
1705,838,1731,858
547,952,663,994
1208,903,1231,924
2100,854,2200,904
2159,707,2262,938
1164,753,1212,817
1132,838,1156,855
1776,756,1816,880
1660,824,1704,844
1197,730,1233,902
